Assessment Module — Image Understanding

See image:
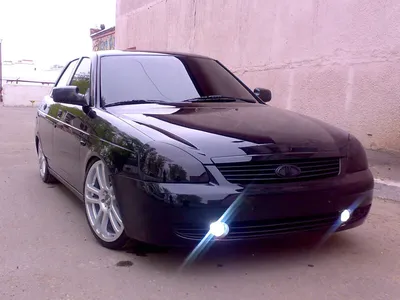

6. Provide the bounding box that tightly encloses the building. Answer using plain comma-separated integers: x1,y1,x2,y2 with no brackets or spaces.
114,0,400,153
90,26,116,51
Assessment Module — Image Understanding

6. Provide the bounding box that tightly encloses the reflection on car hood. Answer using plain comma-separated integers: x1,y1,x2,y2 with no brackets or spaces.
106,103,349,163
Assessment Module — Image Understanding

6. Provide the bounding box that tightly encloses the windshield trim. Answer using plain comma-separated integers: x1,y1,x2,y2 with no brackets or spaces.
214,59,263,104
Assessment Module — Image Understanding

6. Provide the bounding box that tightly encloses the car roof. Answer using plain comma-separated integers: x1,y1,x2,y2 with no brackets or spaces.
93,49,212,60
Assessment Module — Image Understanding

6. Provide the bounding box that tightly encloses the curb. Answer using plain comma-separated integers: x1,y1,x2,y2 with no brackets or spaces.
374,179,400,202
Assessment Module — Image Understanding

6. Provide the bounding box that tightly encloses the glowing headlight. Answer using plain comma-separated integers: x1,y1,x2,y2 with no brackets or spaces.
209,221,229,238
340,209,351,222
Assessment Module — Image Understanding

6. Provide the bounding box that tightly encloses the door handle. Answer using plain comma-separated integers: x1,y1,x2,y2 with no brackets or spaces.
80,140,86,146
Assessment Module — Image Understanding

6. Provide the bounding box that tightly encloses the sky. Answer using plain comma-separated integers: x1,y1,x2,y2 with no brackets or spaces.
0,0,116,68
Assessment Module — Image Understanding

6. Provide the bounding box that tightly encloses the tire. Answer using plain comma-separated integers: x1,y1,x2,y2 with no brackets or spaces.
37,140,57,184
83,159,131,250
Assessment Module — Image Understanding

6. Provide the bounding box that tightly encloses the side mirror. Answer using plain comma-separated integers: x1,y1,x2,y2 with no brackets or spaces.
52,86,88,106
254,88,272,102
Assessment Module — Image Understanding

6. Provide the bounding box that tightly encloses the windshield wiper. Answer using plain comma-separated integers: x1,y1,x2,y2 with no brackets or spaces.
183,95,256,103
103,99,166,108
104,96,256,107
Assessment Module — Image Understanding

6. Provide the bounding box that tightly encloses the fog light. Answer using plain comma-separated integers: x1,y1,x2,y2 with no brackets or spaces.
209,221,229,238
340,209,351,222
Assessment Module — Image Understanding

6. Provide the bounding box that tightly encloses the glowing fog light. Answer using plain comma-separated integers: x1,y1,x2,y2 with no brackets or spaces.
209,221,229,238
340,209,351,222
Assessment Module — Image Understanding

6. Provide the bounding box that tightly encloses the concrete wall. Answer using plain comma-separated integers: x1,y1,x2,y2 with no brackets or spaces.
3,84,52,107
116,0,400,152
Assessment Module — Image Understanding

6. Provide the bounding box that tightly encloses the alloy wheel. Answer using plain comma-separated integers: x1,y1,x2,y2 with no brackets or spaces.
84,160,124,242
38,142,47,178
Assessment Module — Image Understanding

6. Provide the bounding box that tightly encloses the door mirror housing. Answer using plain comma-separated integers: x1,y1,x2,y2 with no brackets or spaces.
52,86,88,106
254,88,272,102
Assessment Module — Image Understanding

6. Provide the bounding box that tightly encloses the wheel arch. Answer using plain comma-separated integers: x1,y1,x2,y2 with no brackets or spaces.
81,154,102,193
82,153,115,186
85,155,101,173
81,139,140,194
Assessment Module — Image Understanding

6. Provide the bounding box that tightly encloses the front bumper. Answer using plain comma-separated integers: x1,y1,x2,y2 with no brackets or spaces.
112,169,374,247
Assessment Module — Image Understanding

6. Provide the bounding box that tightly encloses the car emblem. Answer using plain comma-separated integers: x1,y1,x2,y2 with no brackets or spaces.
275,164,301,178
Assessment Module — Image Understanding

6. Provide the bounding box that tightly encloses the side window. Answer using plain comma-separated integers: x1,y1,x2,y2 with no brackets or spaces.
70,58,91,96
55,60,79,87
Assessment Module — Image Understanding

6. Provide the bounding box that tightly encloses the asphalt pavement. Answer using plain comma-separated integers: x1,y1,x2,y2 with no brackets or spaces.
1,107,399,300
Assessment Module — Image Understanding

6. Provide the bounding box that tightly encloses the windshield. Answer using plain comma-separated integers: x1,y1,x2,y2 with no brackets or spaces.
100,55,257,106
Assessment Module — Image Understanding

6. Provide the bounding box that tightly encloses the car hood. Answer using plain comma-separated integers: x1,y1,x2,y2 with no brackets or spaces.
106,103,349,164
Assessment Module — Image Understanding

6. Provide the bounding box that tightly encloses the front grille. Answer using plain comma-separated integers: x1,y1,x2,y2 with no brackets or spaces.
215,157,341,184
175,205,371,241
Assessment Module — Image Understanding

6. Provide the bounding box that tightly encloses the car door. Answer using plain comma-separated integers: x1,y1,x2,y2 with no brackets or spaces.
40,59,79,170
37,97,57,166
52,57,92,191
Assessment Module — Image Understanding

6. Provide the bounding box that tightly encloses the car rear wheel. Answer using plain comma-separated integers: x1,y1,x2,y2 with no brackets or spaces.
84,159,130,250
37,140,57,183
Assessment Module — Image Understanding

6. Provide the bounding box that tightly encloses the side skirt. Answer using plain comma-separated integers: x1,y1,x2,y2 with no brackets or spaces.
49,167,84,202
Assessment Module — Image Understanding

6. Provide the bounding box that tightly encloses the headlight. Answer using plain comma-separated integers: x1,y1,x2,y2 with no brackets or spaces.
347,134,368,173
140,141,209,183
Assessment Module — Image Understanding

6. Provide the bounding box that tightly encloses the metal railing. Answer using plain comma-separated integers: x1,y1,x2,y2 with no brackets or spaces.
4,78,55,85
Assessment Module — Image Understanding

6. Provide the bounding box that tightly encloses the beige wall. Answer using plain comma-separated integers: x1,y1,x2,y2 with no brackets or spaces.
116,0,400,152
3,84,52,106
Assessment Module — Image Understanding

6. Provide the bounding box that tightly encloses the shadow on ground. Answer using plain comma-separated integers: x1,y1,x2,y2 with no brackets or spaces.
119,229,359,275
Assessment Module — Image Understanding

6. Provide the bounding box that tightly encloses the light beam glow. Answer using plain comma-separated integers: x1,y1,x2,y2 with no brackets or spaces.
313,196,365,250
179,191,246,271
340,209,351,222
209,221,229,238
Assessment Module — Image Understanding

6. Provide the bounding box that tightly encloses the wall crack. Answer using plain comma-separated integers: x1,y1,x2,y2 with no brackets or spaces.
232,49,400,75
189,0,197,52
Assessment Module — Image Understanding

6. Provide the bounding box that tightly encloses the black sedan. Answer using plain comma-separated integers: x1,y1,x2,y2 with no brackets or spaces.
35,50,374,249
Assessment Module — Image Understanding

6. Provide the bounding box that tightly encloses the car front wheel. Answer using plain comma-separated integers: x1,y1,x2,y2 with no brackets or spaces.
84,159,130,250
